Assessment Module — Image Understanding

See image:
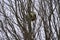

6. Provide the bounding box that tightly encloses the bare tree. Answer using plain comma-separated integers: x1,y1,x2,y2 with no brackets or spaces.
0,0,60,40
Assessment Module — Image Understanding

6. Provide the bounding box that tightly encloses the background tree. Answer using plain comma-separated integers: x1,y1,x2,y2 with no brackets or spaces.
0,0,60,40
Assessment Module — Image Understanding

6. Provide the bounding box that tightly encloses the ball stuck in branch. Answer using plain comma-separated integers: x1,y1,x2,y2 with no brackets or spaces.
29,12,36,21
